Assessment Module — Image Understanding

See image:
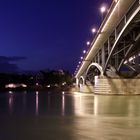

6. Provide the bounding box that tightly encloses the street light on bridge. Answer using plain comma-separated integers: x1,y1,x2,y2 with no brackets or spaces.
83,50,86,54
86,41,90,46
100,5,107,20
91,28,96,33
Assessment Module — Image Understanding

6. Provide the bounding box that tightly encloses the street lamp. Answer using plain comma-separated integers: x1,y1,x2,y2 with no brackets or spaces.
100,5,107,20
83,50,86,54
91,28,96,33
86,41,90,46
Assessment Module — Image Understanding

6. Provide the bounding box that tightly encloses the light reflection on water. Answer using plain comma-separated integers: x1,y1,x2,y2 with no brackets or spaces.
0,91,140,139
35,91,39,116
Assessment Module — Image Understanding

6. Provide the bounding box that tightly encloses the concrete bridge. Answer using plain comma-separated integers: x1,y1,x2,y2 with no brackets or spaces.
75,0,140,94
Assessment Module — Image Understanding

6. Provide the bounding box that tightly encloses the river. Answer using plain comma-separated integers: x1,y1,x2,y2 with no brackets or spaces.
0,91,140,140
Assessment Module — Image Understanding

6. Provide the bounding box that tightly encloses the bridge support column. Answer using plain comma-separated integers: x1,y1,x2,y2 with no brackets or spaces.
76,78,79,86
94,76,140,95
79,84,94,93
101,46,105,67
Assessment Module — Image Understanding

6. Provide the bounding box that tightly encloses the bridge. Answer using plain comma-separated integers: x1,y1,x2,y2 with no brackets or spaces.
75,0,140,94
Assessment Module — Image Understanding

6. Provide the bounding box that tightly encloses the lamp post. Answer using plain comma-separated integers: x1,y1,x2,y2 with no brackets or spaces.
86,41,90,46
83,50,86,54
91,28,96,34
100,5,107,21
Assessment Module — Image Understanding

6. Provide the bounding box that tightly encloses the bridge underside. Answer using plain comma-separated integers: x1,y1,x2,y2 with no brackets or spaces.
75,0,140,94
104,11,140,78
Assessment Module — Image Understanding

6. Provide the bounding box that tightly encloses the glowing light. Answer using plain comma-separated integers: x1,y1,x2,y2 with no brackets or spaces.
36,92,39,115
83,50,86,54
94,96,98,116
79,61,81,64
8,93,13,114
36,91,39,95
73,91,81,95
100,6,107,13
62,94,65,116
21,84,27,88
5,83,27,88
5,84,16,88
47,85,51,88
86,41,90,45
92,28,96,33
80,56,83,60
94,76,98,86
62,82,66,86
62,91,65,95
9,91,13,94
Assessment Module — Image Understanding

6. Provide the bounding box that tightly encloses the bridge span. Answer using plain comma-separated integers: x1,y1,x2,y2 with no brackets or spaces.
75,0,140,94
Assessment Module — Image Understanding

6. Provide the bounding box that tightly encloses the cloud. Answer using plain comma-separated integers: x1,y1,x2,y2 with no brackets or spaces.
0,56,26,73
0,56,26,63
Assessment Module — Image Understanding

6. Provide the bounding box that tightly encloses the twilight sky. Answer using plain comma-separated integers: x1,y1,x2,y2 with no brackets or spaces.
0,0,112,73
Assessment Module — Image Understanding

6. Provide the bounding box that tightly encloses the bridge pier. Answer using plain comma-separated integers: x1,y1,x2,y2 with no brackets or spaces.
78,76,140,95
95,77,140,95
79,84,94,93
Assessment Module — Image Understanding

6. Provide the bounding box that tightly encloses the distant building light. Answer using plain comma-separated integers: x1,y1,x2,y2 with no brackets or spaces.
5,83,27,88
5,84,16,88
9,91,13,94
21,84,27,88
36,83,39,86
47,85,51,88
62,82,66,86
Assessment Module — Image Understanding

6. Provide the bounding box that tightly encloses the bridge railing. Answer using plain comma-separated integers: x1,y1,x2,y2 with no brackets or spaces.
83,1,117,61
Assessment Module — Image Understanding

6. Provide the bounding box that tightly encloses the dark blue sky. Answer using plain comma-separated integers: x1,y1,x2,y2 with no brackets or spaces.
0,0,111,73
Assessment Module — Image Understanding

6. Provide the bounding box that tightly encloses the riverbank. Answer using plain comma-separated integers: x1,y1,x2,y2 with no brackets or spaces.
0,85,74,93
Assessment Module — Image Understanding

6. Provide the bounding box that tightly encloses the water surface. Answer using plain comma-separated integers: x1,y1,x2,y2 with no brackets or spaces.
0,91,140,140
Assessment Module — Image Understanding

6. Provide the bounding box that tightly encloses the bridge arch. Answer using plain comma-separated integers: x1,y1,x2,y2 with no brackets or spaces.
85,63,103,85
78,76,85,87
85,63,103,76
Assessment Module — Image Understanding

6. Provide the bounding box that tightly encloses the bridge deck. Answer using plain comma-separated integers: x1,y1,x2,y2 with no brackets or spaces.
76,0,137,78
